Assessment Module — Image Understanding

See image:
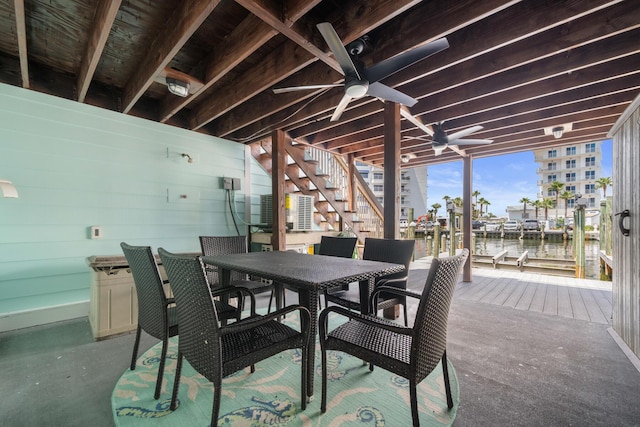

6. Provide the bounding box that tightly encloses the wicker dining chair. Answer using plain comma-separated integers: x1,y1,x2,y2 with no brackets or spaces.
120,242,179,400
121,242,241,399
323,237,415,325
319,249,469,427
281,235,358,308
199,235,275,312
157,248,311,427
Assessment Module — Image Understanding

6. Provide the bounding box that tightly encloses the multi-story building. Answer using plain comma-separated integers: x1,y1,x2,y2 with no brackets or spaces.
356,162,427,221
533,140,603,219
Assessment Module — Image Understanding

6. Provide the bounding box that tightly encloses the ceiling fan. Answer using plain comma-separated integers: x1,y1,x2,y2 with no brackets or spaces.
430,122,493,156
273,22,449,122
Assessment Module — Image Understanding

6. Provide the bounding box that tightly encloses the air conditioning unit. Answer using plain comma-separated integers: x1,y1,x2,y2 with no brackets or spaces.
260,194,314,231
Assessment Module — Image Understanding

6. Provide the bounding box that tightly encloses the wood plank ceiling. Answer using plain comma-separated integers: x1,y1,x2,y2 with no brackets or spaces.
1,0,638,168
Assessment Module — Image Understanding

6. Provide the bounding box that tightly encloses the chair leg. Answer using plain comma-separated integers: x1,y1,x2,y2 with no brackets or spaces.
441,351,454,409
154,335,169,399
301,344,307,410
267,290,274,314
403,303,409,327
130,325,142,370
211,377,222,427
170,352,183,411
321,346,327,413
410,379,420,427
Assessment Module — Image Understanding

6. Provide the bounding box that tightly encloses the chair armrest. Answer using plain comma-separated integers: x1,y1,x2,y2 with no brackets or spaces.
319,306,410,342
369,283,419,313
220,305,311,336
210,286,257,317
375,276,407,288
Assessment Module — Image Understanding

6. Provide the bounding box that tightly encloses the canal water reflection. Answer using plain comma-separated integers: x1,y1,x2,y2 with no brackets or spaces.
413,237,602,279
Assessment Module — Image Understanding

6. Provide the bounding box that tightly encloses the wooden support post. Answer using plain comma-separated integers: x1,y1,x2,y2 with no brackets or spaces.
271,129,286,251
383,102,400,239
462,155,472,281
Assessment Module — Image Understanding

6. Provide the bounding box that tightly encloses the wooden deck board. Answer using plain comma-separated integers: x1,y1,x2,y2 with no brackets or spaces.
543,284,559,316
569,287,591,321
410,259,612,325
581,288,609,324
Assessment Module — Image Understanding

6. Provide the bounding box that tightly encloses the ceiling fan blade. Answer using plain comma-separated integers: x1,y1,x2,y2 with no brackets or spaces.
447,125,483,141
330,94,353,122
317,23,361,79
273,84,342,94
450,138,493,146
367,82,417,107
365,38,449,83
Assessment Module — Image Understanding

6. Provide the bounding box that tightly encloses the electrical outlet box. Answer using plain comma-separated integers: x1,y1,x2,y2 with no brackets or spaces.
222,177,232,190
232,178,241,191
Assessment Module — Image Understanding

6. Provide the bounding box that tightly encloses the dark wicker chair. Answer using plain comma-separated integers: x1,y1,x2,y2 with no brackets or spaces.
281,235,358,308
324,237,415,325
199,235,275,312
158,248,311,427
120,242,179,400
319,249,469,427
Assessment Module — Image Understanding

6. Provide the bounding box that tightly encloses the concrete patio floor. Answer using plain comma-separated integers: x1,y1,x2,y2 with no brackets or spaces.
1,259,639,426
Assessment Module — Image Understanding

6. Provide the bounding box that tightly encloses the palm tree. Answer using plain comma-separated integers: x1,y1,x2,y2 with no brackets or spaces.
532,200,543,219
559,190,574,220
431,202,441,219
541,198,554,221
519,197,532,219
595,177,613,198
472,190,481,218
453,196,463,207
479,198,490,218
549,180,565,221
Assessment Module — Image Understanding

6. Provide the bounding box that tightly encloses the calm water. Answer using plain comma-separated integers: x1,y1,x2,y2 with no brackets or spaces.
413,236,602,279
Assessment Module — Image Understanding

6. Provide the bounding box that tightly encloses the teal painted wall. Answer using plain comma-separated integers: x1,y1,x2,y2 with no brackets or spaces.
0,83,271,316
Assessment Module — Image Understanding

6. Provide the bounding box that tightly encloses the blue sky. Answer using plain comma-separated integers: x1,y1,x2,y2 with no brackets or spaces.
424,139,613,217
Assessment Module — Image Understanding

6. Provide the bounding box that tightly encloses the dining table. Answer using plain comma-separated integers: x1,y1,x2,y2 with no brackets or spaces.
201,250,405,397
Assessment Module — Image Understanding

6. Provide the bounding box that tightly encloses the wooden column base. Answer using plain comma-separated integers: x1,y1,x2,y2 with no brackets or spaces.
383,305,400,320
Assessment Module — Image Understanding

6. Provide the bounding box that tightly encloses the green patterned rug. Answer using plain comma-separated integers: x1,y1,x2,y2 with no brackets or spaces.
112,312,459,426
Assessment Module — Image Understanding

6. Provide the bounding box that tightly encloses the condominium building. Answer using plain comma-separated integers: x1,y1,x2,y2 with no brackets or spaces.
533,140,603,217
356,162,427,220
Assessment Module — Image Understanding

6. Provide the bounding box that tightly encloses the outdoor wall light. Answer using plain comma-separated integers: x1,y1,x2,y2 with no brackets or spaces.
0,180,18,198
166,77,190,97
181,153,193,163
552,126,564,139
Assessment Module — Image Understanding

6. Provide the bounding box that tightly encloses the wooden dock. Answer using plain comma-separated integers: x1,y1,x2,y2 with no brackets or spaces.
408,256,612,325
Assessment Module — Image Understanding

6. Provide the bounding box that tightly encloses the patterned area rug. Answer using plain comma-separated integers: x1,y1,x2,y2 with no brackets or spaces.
112,313,459,426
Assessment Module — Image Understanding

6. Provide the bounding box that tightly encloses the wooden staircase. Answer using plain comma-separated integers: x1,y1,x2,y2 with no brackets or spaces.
250,139,384,244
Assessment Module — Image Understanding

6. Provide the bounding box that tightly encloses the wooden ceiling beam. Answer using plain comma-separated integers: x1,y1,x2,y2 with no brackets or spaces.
13,0,29,89
77,0,121,103
211,0,512,141
349,106,626,162
224,0,627,144
159,14,278,122
190,0,422,130
299,21,640,144
235,0,341,73
121,0,221,114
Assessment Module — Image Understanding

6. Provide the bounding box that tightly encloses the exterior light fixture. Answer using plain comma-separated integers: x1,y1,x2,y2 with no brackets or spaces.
544,123,572,139
552,126,564,139
400,153,417,163
166,77,190,97
0,180,18,198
